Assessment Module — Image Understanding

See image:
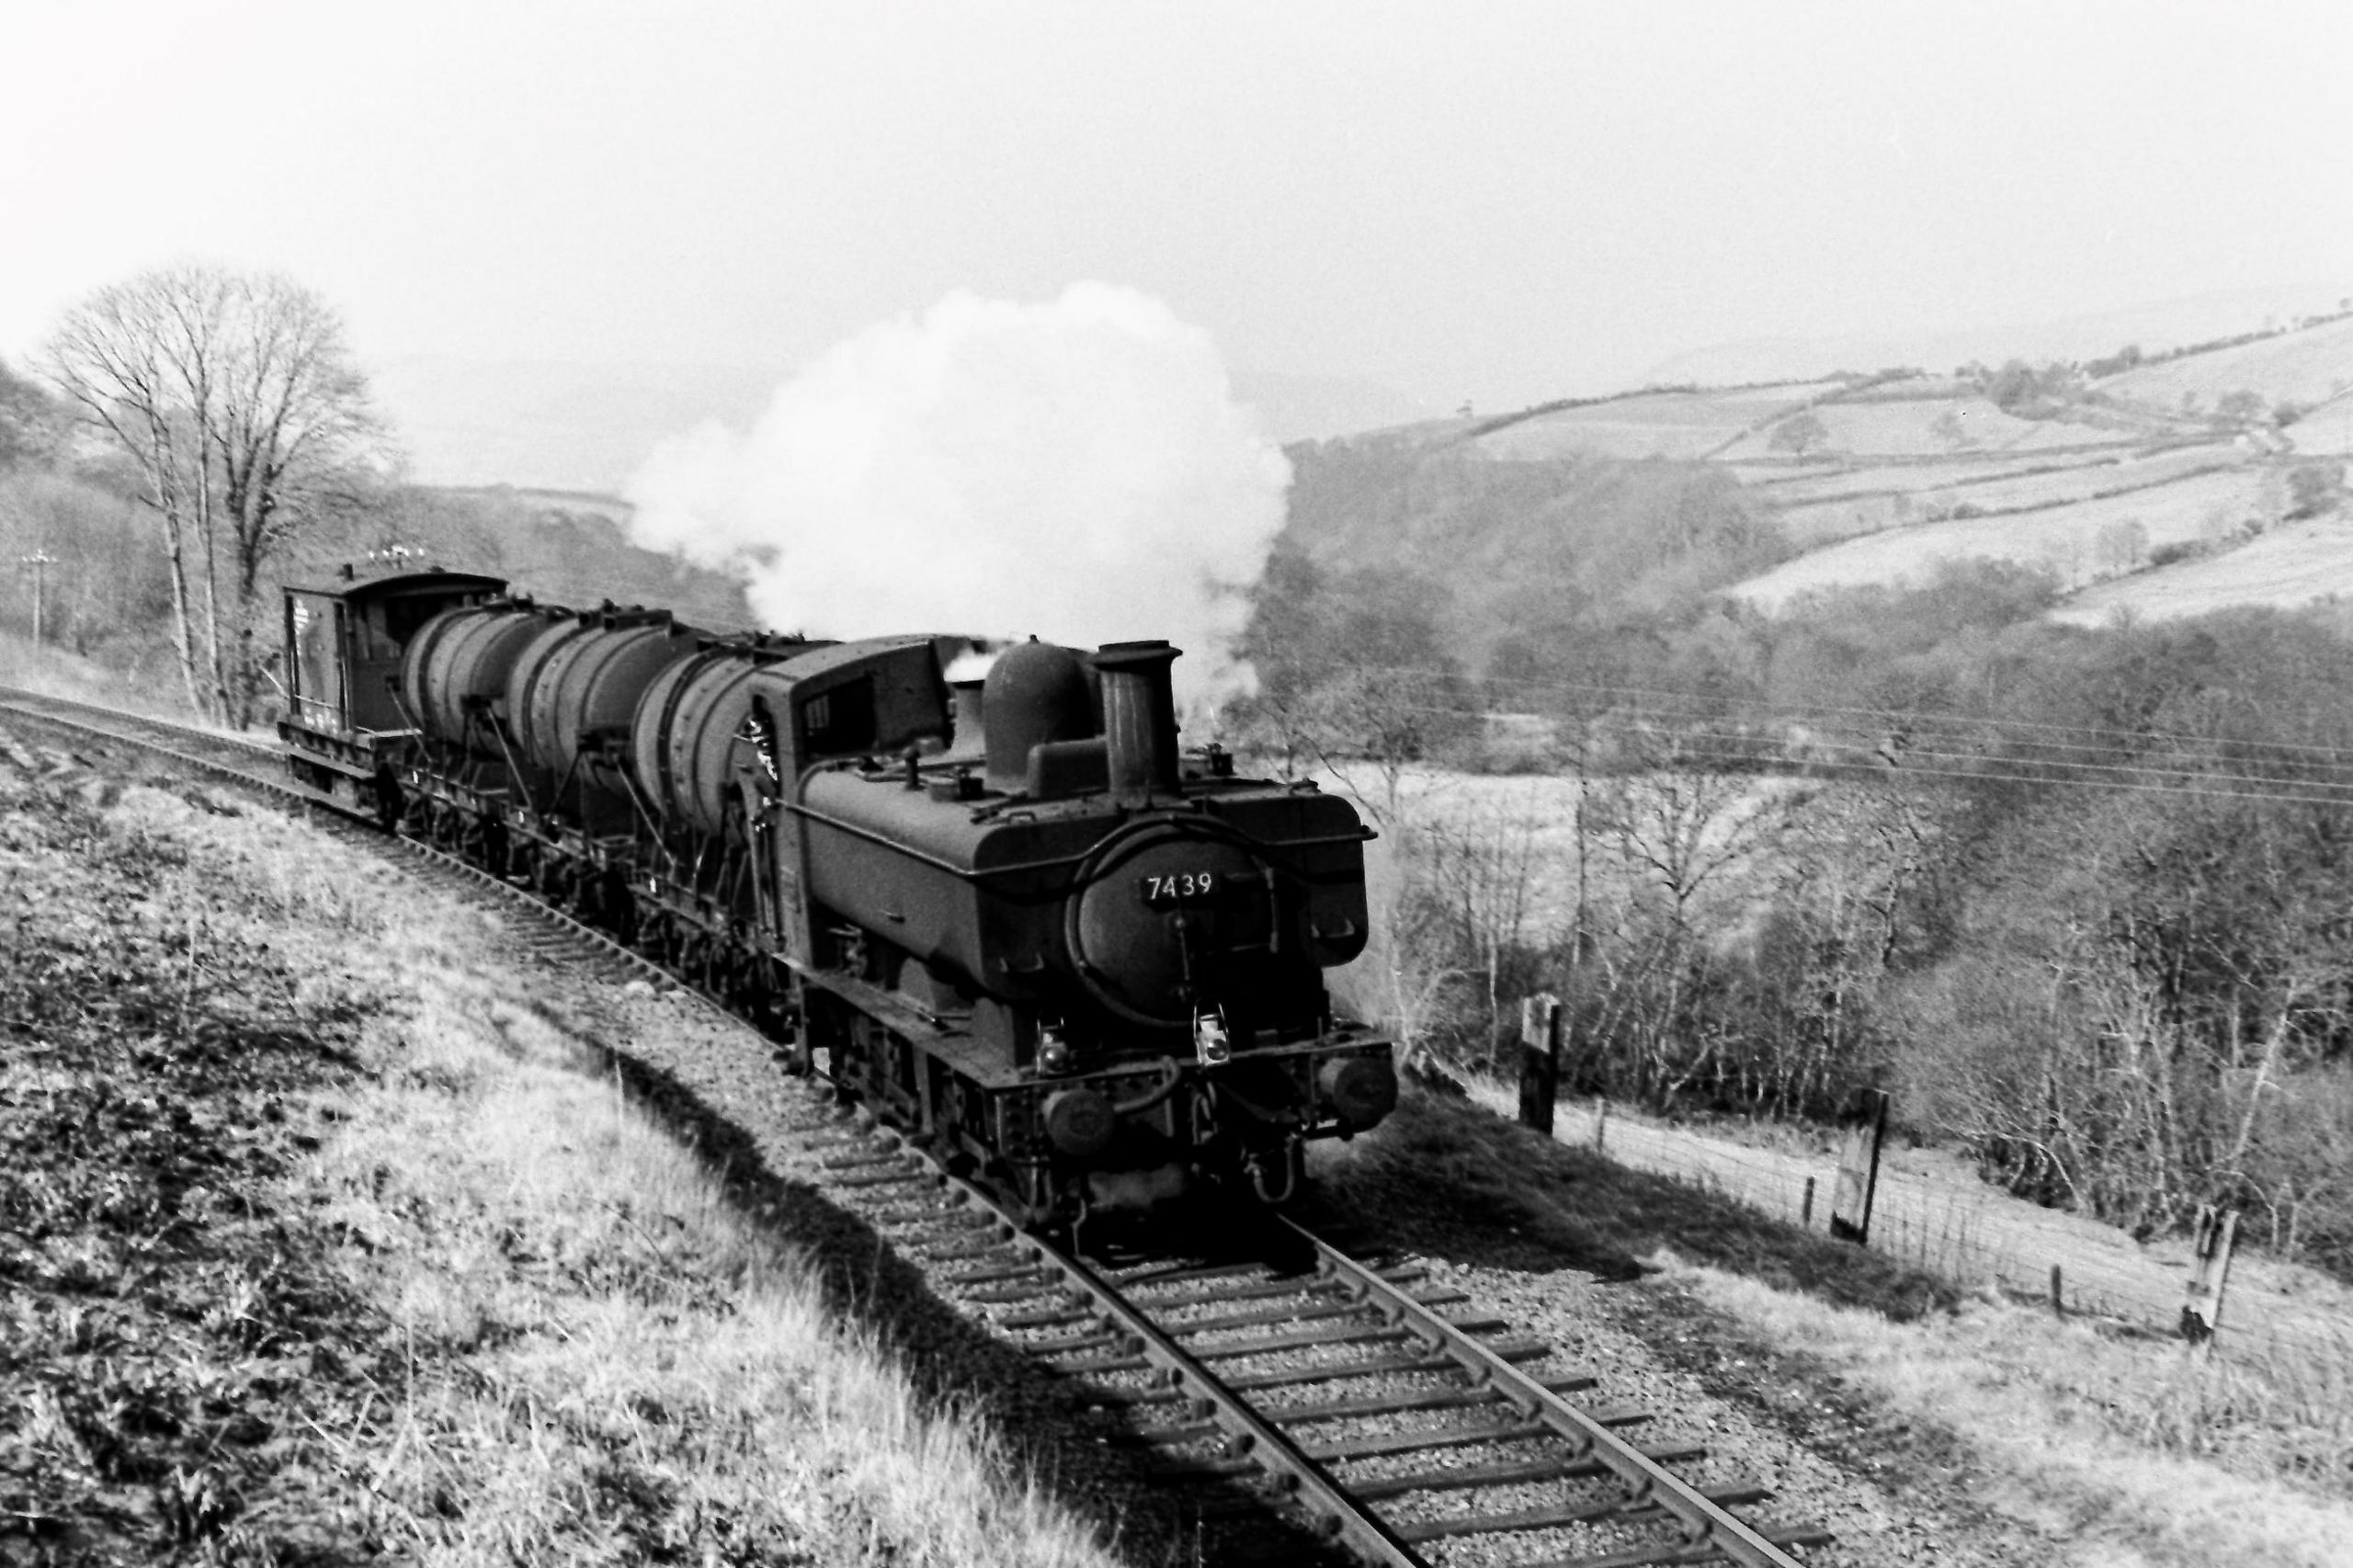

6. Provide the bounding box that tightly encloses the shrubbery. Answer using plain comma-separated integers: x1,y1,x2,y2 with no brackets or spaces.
1239,435,2353,1277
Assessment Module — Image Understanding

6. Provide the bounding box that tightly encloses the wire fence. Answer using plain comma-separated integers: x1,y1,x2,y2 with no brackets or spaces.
1469,1079,2353,1373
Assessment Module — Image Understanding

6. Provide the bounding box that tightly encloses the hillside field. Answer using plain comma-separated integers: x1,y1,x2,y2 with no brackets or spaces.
1412,306,2353,626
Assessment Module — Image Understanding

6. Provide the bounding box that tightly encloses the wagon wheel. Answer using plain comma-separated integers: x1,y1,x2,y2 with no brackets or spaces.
596,868,636,938
370,768,404,834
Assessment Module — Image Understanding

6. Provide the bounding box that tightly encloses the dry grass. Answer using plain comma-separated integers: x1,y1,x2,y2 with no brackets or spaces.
305,967,1115,1567
0,636,187,724
1310,1086,1957,1321
0,751,1120,1566
1675,1265,2353,1567
1314,1084,2353,1565
2052,513,2353,626
2102,315,2353,413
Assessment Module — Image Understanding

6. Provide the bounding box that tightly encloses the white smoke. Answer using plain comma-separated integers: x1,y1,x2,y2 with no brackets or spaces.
624,283,1290,716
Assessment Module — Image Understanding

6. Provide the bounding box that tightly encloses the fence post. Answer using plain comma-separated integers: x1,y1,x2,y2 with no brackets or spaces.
1828,1087,1890,1245
2180,1205,2241,1353
1801,1176,1815,1229
1594,1095,1608,1153
2050,1264,2064,1320
1515,993,1563,1135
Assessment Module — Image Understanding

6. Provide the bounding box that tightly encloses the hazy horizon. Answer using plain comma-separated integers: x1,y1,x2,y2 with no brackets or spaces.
6,1,2352,418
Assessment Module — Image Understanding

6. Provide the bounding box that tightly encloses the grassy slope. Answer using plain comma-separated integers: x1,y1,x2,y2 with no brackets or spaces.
1731,467,2268,609
0,747,1117,1566
2100,316,2353,412
2052,514,2353,625
1313,1087,2353,1568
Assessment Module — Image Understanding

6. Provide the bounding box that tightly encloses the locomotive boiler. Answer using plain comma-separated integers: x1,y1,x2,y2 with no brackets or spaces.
278,564,1398,1227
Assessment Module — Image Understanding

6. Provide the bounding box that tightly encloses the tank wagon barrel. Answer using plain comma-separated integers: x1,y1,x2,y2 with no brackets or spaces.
278,564,1398,1228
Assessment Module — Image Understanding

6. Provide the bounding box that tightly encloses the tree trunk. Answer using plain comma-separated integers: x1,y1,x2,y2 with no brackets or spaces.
196,443,227,722
161,511,202,717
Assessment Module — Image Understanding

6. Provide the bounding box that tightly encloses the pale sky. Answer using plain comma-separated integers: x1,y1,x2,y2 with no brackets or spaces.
6,0,2350,410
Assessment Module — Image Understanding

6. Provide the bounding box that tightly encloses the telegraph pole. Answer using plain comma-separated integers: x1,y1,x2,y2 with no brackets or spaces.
21,551,55,647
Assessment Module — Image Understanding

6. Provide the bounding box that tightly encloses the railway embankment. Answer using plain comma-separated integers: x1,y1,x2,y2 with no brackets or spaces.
0,743,1118,1565
1312,1087,2353,1565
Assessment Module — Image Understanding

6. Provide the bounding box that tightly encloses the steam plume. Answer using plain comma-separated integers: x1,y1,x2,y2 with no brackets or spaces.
624,283,1289,713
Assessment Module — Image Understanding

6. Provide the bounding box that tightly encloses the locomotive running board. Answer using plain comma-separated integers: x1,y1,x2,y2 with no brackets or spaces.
791,963,1022,1088
792,961,1394,1096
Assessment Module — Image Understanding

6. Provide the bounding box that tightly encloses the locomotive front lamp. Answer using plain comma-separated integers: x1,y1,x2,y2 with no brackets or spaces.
1193,1009,1233,1069
1037,1025,1074,1076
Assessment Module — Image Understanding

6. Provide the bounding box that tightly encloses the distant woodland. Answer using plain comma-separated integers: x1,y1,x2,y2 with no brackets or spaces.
1239,434,2353,1278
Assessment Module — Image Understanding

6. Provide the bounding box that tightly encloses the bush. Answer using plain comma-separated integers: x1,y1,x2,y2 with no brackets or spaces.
2286,462,2344,521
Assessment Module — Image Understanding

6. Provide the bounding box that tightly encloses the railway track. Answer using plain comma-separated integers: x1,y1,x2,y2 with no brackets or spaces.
0,685,1836,1568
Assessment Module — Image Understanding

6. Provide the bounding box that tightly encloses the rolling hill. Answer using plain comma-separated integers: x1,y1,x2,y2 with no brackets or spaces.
1344,294,2353,638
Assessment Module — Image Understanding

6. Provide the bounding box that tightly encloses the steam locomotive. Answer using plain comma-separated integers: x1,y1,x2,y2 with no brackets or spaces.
278,564,1397,1226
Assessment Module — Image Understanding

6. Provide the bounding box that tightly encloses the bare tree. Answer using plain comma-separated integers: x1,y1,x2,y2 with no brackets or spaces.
42,266,383,723
1579,736,1788,1100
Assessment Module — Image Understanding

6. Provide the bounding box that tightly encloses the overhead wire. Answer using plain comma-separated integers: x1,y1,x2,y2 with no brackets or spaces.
1340,659,2353,763
1267,695,2353,809
1256,660,2353,807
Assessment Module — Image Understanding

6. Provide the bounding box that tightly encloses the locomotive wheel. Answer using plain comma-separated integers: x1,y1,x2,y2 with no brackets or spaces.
574,867,608,924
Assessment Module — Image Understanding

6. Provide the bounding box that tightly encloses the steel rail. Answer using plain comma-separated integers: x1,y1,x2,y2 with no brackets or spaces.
970,1209,1430,1565
1275,1215,1810,1568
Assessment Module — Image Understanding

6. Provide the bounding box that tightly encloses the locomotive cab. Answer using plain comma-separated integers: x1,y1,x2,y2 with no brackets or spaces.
279,566,506,823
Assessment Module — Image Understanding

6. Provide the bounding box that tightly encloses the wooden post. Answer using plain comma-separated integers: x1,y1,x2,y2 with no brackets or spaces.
2179,1205,2240,1352
1516,993,1563,1135
1828,1088,1890,1245
1594,1095,1608,1153
2050,1264,2064,1319
22,551,54,647
1801,1176,1815,1229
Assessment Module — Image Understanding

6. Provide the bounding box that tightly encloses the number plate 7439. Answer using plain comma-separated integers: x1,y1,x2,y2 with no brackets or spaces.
1139,870,1220,907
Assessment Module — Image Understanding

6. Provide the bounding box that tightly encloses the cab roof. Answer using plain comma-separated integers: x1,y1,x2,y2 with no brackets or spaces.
287,566,508,604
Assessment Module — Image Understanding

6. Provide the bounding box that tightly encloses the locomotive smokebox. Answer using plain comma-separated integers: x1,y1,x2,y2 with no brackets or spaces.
1095,641,1180,805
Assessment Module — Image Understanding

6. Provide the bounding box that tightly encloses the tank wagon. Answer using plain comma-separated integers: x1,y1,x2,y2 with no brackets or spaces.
278,564,1398,1226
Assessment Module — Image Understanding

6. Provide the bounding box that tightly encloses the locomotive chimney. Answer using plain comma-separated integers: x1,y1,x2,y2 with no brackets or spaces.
942,644,996,760
1094,641,1180,804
